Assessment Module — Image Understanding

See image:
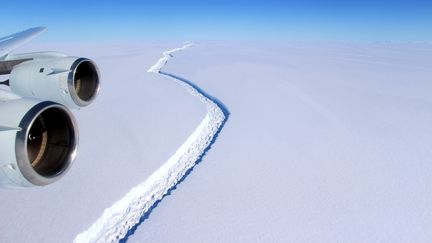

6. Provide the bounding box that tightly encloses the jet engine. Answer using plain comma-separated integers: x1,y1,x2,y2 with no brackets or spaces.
0,99,77,187
0,27,99,187
9,57,100,108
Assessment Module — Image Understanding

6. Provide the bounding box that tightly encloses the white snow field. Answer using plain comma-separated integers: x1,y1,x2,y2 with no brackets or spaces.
75,44,227,242
1,42,432,243
126,43,432,242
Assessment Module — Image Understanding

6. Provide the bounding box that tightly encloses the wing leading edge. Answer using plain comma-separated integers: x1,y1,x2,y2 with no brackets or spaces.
0,27,47,59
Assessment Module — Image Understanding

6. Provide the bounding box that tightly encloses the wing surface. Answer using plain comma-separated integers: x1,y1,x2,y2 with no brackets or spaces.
0,27,46,59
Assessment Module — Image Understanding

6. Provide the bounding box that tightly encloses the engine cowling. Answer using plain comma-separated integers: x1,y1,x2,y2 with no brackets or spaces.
0,99,78,187
9,57,100,109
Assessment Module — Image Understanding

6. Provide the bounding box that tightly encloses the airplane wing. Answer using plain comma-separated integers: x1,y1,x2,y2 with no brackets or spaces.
0,27,47,59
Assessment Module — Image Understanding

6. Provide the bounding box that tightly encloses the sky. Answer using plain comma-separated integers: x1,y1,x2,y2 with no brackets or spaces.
1,0,431,42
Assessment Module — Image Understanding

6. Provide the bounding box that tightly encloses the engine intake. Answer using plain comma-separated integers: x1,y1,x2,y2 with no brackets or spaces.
23,104,76,178
9,56,100,109
68,58,100,107
0,100,78,187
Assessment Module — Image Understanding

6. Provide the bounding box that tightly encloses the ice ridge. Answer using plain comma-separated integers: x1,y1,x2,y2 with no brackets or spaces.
74,43,227,243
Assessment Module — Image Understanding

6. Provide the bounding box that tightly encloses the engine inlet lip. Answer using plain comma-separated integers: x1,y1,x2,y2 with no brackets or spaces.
15,101,78,186
67,58,100,107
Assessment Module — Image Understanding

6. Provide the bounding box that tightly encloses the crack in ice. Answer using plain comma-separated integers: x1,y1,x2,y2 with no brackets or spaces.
74,44,228,243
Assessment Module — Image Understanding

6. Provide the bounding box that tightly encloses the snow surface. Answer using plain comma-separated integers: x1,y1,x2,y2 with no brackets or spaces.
127,42,432,242
75,43,227,242
1,42,432,242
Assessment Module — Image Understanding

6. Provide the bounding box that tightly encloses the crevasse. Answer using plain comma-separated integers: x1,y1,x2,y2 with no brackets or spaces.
74,43,227,243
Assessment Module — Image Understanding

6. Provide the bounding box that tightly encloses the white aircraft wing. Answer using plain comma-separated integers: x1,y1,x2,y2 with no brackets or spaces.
0,27,46,59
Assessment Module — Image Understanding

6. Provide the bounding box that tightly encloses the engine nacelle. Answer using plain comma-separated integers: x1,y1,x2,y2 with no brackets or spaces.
0,99,78,187
9,57,100,109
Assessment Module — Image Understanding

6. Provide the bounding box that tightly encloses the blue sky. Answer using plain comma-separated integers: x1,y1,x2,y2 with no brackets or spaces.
1,0,431,42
